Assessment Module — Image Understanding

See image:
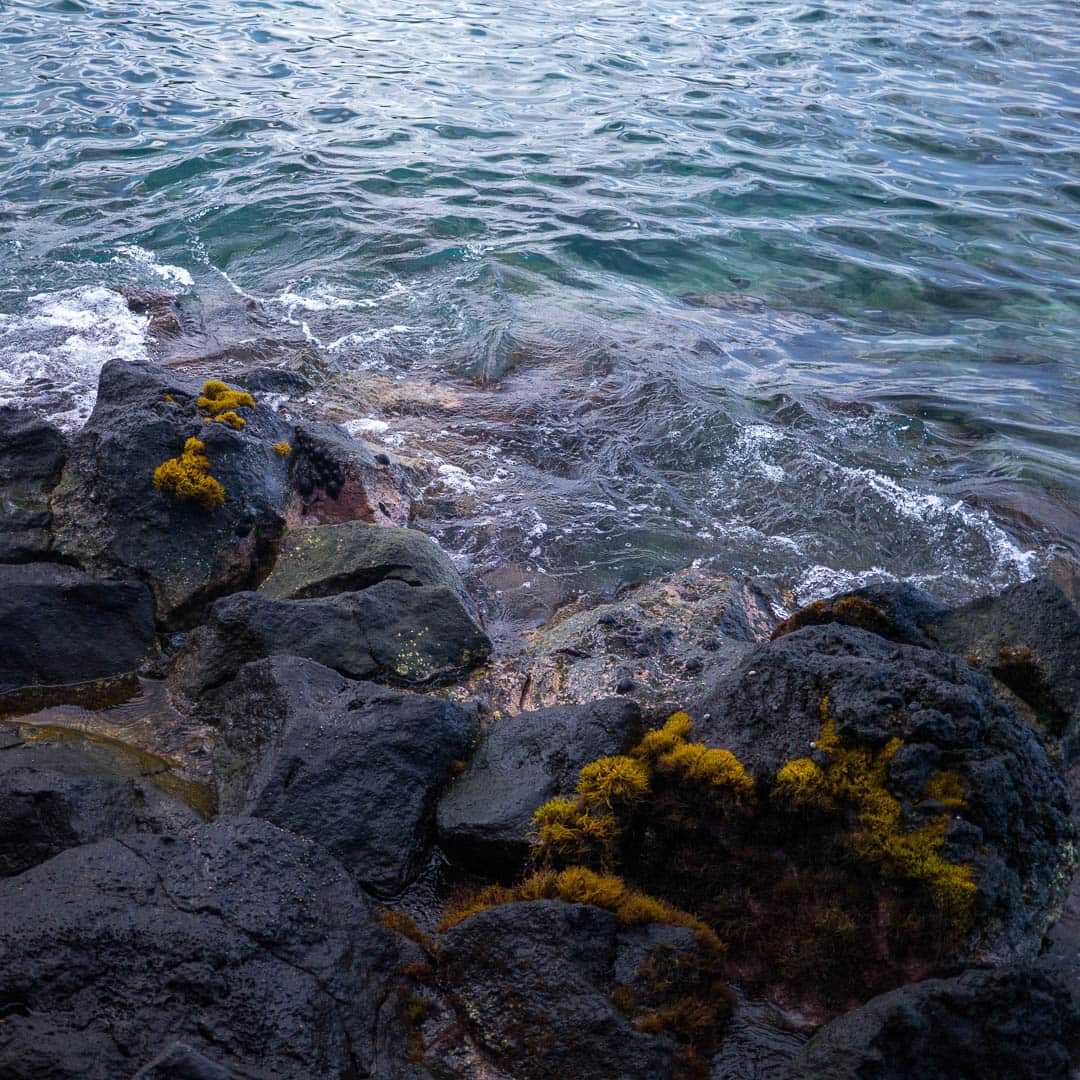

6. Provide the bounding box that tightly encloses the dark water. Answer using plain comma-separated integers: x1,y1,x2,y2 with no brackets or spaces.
2,0,1079,621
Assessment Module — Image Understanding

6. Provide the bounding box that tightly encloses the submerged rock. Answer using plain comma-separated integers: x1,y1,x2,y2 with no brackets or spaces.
50,358,292,627
0,725,200,877
449,567,782,717
0,406,66,562
0,817,405,1080
0,562,156,698
211,656,478,897
784,963,1079,1080
437,698,641,874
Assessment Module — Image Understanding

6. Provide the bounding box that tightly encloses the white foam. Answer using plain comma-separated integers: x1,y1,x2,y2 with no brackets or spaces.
113,245,194,288
342,417,390,438
0,286,149,430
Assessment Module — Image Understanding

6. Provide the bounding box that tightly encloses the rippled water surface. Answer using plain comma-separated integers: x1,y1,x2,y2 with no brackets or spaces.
1,0,1078,619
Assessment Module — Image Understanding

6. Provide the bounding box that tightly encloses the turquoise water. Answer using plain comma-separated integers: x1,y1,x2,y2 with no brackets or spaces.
1,0,1078,618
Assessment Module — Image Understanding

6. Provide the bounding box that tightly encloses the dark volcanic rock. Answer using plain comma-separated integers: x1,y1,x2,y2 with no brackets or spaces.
0,562,156,696
928,577,1080,762
784,963,1080,1080
437,698,641,873
436,900,683,1080
0,817,405,1080
0,406,66,562
693,623,1077,963
172,579,490,697
0,727,199,877
289,420,425,528
261,520,476,611
50,358,292,627
211,656,478,896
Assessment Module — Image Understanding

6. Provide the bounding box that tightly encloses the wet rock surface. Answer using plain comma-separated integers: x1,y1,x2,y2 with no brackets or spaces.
434,900,686,1080
693,623,1076,965
0,724,200,877
0,406,66,562
171,578,490,697
0,562,156,696
211,657,477,896
0,818,405,1080
437,698,641,874
449,567,782,717
784,962,1079,1080
50,358,292,627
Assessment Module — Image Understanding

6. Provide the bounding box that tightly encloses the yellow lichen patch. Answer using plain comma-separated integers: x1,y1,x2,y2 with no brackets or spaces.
440,866,725,957
152,437,225,510
925,770,966,810
803,703,976,927
577,755,650,809
197,379,255,420
771,595,892,640
632,711,693,761
532,797,617,862
272,441,291,456
212,409,246,431
656,742,754,801
773,757,833,811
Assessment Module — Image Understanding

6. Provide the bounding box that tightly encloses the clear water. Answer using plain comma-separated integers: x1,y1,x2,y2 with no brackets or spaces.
1,0,1078,622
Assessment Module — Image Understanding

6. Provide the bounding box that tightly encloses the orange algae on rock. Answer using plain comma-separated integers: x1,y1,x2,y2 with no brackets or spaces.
272,441,291,456
152,436,225,510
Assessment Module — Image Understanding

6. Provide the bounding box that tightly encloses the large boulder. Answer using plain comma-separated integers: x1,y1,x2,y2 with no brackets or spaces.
784,963,1079,1080
0,562,156,698
437,698,641,874
171,579,490,698
260,520,477,613
434,900,705,1080
0,818,406,1079
0,406,66,562
210,656,478,896
928,577,1080,764
773,578,1080,764
50,358,292,627
692,623,1076,965
0,725,200,877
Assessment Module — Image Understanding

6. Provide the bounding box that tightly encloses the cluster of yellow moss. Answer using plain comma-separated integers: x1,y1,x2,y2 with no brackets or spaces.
272,441,291,456
197,379,255,429
530,712,754,868
152,437,225,510
771,699,976,925
440,866,724,956
771,595,892,640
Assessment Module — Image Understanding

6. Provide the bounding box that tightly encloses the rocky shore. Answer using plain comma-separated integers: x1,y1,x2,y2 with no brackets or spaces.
1,351,1078,1079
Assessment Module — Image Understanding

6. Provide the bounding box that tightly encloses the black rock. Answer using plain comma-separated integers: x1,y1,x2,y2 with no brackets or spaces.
171,578,490,698
234,367,313,396
0,562,156,696
693,623,1077,963
50,358,292,627
0,727,200,877
784,962,1079,1080
437,900,683,1080
0,406,66,562
437,698,640,874
0,818,405,1080
927,577,1080,763
211,656,478,897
